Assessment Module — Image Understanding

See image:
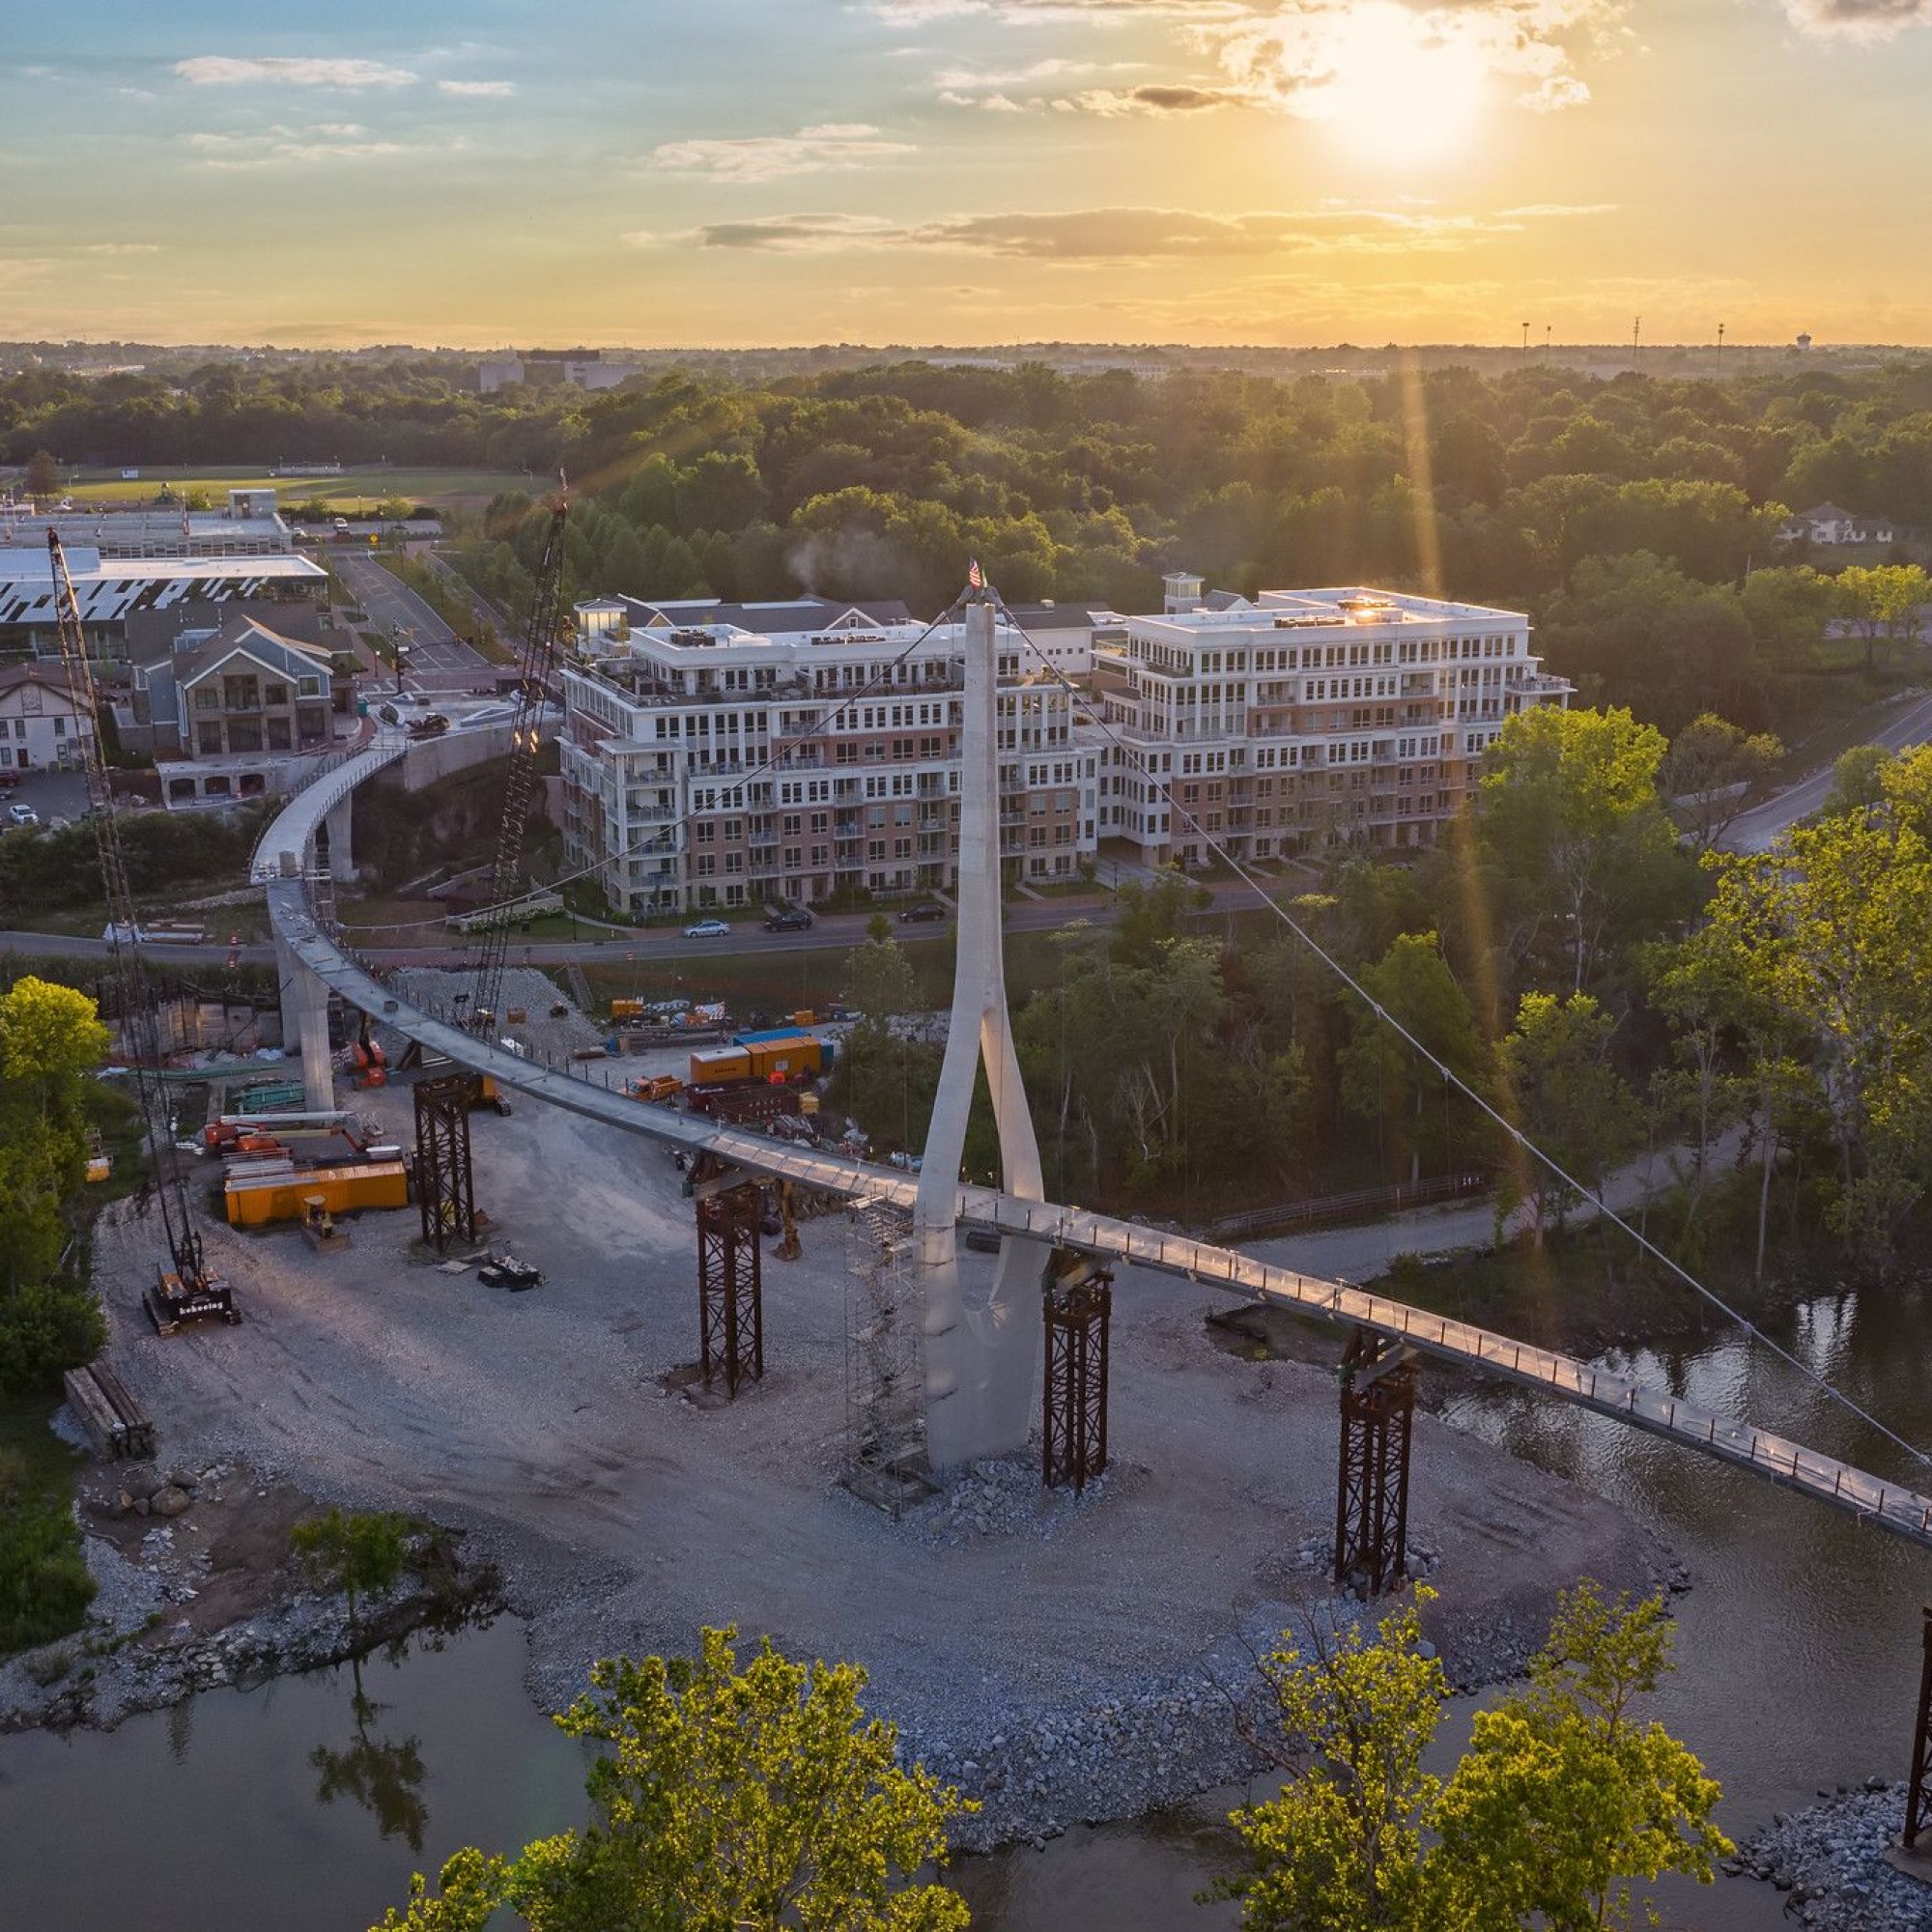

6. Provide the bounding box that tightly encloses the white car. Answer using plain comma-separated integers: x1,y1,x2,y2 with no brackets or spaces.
7,803,39,827
683,918,730,939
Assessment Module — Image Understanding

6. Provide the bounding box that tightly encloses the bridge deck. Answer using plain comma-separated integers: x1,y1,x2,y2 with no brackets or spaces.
258,749,1932,1555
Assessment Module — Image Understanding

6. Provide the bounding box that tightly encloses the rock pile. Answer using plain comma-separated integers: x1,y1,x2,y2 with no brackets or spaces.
1736,1781,1932,1930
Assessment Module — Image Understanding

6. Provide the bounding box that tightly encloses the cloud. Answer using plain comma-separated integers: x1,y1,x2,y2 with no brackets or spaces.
1780,0,1932,36
186,123,449,168
632,202,1558,259
939,89,1031,108
84,242,163,256
174,55,418,88
650,123,915,183
1057,82,1252,111
870,0,1238,18
438,78,517,97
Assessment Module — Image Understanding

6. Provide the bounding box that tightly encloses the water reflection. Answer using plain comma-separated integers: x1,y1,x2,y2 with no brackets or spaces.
310,1650,431,1852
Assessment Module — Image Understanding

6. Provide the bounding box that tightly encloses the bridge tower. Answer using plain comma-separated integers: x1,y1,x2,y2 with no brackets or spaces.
915,586,1049,1468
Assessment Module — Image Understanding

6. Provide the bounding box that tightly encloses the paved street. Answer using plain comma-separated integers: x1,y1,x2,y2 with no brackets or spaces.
1722,687,1932,852
332,552,497,696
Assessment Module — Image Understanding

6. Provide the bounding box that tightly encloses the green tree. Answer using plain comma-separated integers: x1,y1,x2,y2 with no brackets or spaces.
24,448,59,499
1429,1584,1730,1930
1475,707,1693,996
1657,714,1783,851
1836,562,1930,673
1108,867,1208,969
376,1627,970,1932
1496,991,1642,1241
1211,1591,1445,1932
1820,743,1889,821
1337,933,1488,1186
291,1507,415,1641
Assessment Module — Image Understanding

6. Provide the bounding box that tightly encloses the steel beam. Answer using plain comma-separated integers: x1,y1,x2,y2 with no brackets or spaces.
413,1073,479,1252
1907,1605,1932,1852
1334,1327,1417,1597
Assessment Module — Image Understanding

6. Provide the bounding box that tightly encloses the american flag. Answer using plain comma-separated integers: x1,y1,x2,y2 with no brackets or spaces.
967,557,983,590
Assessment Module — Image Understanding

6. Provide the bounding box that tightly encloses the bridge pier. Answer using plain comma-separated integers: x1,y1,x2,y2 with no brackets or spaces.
1906,1605,1932,1855
275,934,336,1113
1335,1328,1417,1598
414,1073,480,1252
1042,1252,1112,1493
322,794,355,885
692,1157,764,1398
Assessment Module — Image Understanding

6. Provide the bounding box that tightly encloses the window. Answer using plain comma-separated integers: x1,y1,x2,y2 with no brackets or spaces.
263,682,289,707
197,723,223,755
195,687,219,713
297,675,322,698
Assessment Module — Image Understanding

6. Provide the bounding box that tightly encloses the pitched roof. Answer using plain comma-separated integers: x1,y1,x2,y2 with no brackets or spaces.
0,662,84,705
619,594,915,631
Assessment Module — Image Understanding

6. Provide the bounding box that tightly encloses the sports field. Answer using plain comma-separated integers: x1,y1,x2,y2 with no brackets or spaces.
57,465,537,510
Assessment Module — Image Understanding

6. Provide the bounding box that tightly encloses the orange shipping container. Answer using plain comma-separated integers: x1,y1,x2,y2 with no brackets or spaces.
690,1046,752,1085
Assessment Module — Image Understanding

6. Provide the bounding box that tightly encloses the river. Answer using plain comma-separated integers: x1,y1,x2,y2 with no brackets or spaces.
3,1279,1928,1930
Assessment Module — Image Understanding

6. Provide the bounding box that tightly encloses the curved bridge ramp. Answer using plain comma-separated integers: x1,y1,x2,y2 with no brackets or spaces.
259,750,1932,1553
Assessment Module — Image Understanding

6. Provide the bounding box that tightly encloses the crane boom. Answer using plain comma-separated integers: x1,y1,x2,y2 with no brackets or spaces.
46,530,236,1332
467,489,569,1036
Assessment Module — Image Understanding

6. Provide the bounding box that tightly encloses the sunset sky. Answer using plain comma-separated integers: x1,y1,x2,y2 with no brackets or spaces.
7,0,1932,348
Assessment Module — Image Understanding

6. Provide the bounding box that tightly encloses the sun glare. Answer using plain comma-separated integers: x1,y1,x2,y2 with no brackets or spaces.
1294,3,1492,167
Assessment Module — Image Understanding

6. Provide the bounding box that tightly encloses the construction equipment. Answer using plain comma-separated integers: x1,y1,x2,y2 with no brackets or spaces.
773,1180,802,1262
477,1252,544,1290
465,485,569,1037
345,1009,386,1088
299,1195,351,1251
46,530,237,1335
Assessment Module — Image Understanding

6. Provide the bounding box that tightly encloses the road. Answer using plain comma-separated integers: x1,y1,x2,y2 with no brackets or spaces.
1722,687,1932,852
333,552,496,695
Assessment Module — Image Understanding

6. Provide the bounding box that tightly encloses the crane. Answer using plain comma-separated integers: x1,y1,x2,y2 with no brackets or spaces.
466,486,570,1037
46,529,239,1334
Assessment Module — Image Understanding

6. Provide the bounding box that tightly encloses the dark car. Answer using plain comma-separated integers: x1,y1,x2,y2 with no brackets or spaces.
764,907,813,932
897,901,947,923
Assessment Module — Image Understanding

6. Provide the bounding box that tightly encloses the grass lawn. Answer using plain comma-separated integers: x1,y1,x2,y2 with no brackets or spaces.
60,466,537,510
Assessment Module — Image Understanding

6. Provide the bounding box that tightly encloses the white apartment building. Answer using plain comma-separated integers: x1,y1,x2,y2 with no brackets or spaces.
560,608,1098,917
1090,585,1571,866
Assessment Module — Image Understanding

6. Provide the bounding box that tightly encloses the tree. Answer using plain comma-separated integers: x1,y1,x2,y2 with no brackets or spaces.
1212,1591,1446,1932
1657,714,1783,851
1475,706,1693,996
1429,1584,1730,1930
1108,867,1208,969
376,1627,971,1932
1820,743,1889,820
1496,991,1642,1242
1836,562,1930,673
1337,933,1488,1186
291,1507,415,1641
24,448,59,500
1212,1585,1729,1932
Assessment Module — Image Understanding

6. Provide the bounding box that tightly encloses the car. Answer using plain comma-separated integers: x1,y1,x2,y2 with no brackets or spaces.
763,907,812,933
897,901,946,923
683,918,730,939
6,803,40,827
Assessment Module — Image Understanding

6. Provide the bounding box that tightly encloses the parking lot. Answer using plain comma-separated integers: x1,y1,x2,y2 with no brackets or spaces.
0,767,89,826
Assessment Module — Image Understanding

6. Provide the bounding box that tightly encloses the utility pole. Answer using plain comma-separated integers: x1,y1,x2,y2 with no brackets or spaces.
1633,315,1641,367
1520,321,1529,356
1718,321,1725,369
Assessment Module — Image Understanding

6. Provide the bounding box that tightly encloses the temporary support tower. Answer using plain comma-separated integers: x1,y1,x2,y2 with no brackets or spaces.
1041,1251,1112,1494
413,1072,479,1251
46,530,238,1334
1907,1605,1932,1853
1334,1326,1417,1597
692,1156,764,1397
843,1198,926,1511
467,489,570,1037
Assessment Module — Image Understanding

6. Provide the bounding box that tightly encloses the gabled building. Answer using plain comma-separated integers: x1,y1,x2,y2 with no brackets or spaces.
1778,502,1897,546
0,663,93,775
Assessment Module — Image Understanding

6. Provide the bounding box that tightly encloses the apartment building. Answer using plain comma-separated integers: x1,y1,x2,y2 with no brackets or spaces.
0,664,94,774
1090,584,1571,866
560,606,1097,917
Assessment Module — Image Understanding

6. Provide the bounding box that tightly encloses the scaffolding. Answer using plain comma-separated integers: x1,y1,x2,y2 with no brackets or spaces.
1042,1252,1112,1494
842,1198,928,1512
696,1182,764,1398
1907,1605,1932,1852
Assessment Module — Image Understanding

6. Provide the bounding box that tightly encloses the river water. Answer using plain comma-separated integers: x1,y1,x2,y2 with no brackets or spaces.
3,1280,1929,1930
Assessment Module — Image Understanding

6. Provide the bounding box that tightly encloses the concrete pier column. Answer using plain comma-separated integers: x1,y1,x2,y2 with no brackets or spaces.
324,795,355,884
916,590,1048,1468
275,932,336,1112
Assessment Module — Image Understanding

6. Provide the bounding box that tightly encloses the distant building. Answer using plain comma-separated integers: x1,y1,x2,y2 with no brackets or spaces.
1089,584,1572,865
478,350,640,395
0,663,94,775
0,489,294,559
1778,501,1896,547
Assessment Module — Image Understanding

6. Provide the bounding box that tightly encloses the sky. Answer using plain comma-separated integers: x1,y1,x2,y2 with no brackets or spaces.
5,0,1932,349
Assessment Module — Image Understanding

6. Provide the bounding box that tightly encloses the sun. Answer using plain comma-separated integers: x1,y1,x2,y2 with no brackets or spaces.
1293,2,1492,168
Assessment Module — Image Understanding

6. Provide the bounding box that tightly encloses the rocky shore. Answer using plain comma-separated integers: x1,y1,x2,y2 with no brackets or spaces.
1733,1783,1932,1931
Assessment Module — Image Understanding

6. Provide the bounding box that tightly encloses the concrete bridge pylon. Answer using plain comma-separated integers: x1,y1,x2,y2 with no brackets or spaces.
915,587,1049,1468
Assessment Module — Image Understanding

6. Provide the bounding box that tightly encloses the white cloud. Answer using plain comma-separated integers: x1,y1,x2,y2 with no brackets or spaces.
173,55,418,89
650,123,915,184
186,123,448,168
438,78,517,97
84,242,163,256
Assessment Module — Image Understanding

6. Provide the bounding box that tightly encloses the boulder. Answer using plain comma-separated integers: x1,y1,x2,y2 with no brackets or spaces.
151,1486,192,1520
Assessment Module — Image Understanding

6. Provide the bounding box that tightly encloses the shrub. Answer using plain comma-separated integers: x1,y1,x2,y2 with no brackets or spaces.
0,1282,107,1397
